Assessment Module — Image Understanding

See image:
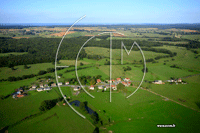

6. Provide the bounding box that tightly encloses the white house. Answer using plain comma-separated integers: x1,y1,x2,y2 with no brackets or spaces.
58,82,62,86
124,78,130,82
40,84,44,88
111,85,117,90
108,80,112,83
74,86,80,91
37,88,43,92
89,85,95,90
44,84,48,87
58,76,61,78
153,80,163,84
117,78,121,81
98,86,104,89
44,87,51,91
51,83,56,87
32,85,37,89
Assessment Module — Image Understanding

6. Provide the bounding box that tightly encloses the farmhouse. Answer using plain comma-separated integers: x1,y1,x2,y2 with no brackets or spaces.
153,80,163,84
108,80,112,83
127,82,131,86
37,88,43,92
40,84,44,88
97,79,101,83
65,82,69,85
178,78,182,83
17,94,24,98
111,85,117,90
117,78,121,81
122,81,128,87
32,85,37,89
58,82,63,86
89,85,95,90
58,76,61,78
98,86,104,89
44,84,48,87
124,78,130,82
105,85,110,89
44,87,51,91
74,86,80,91
167,80,174,82
51,83,56,87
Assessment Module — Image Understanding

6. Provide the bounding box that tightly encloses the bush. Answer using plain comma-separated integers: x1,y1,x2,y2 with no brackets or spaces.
38,70,47,75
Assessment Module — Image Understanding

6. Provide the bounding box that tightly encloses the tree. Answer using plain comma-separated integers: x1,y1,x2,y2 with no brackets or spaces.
91,112,99,124
38,70,47,75
8,62,14,70
117,83,125,91
104,61,110,65
142,67,148,73
93,127,99,133
79,102,86,112
90,79,96,85
80,62,84,66
24,64,28,69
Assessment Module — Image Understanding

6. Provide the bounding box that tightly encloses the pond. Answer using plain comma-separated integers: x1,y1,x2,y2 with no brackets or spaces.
69,100,95,115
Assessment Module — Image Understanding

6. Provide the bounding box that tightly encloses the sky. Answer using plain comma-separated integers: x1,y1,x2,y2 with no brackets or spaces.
0,0,200,24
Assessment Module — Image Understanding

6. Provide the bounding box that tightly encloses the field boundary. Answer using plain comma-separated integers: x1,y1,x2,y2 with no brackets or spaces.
143,89,200,112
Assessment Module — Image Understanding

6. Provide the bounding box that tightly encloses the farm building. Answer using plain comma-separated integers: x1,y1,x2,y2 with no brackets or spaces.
44,84,48,87
44,87,51,91
178,78,182,82
124,78,130,82
65,82,69,85
108,80,112,83
98,86,104,89
153,80,163,84
117,78,121,81
122,81,128,87
51,83,56,87
97,79,101,83
58,82,63,86
37,88,43,92
32,85,37,89
111,85,117,90
89,85,95,90
74,86,80,91
40,84,44,88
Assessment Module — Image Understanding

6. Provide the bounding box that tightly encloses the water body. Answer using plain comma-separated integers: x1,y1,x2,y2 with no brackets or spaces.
69,100,95,115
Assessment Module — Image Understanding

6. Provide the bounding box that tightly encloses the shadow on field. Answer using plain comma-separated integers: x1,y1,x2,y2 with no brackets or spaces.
195,102,200,109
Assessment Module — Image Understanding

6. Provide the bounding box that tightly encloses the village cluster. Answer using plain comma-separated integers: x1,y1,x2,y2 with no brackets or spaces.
152,78,185,84
72,77,132,92
12,76,186,99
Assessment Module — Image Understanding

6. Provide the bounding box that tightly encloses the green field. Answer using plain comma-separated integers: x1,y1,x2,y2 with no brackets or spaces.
181,35,200,41
72,88,200,133
0,87,95,132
